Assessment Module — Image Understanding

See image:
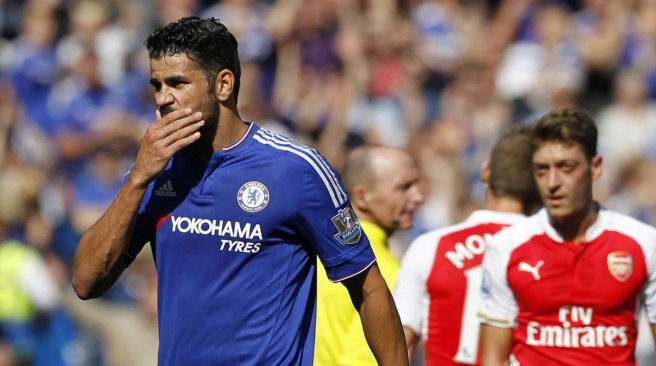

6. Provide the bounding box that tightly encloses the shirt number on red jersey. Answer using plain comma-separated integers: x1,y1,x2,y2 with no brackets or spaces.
454,266,482,364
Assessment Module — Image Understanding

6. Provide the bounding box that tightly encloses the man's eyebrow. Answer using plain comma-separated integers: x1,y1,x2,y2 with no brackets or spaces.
149,75,189,88
164,75,189,83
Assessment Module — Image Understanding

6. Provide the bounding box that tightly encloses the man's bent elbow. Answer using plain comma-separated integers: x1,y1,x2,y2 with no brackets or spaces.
71,275,97,300
71,267,112,300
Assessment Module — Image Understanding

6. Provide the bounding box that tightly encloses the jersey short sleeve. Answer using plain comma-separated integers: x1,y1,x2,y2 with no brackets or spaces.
479,231,518,328
292,153,375,282
645,264,656,324
644,262,656,324
394,232,435,335
624,217,656,323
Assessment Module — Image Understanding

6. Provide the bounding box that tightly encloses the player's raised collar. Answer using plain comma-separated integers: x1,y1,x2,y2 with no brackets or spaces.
466,210,526,226
538,205,609,243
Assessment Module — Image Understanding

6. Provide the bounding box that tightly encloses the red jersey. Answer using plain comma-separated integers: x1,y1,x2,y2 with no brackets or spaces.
394,210,526,365
479,208,656,366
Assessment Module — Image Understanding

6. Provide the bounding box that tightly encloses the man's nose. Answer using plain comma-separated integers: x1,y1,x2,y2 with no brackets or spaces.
547,169,561,190
156,93,174,106
410,185,425,205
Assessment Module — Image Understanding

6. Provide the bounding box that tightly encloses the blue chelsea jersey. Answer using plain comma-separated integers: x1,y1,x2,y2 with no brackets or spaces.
123,123,375,365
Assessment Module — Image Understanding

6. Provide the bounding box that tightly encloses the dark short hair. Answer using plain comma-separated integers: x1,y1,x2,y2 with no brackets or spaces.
144,17,241,100
531,108,597,160
489,126,541,213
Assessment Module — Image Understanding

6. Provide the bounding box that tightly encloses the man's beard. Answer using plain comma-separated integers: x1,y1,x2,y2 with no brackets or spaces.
193,93,220,150
159,94,219,128
160,104,175,116
198,93,220,128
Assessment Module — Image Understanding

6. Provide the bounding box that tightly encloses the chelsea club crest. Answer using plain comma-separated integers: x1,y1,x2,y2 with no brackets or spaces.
237,181,270,213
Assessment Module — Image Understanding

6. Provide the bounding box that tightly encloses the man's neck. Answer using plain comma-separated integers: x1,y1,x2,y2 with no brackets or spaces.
550,202,599,244
356,212,394,239
485,192,526,215
191,113,248,165
211,115,249,152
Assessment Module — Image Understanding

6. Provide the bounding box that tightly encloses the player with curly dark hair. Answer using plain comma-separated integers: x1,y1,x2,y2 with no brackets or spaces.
72,17,408,366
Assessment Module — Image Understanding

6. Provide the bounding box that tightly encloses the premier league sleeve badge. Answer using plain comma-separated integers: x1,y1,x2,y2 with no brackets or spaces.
331,204,362,245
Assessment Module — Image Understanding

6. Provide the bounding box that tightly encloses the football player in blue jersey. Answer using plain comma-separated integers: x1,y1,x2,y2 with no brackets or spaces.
71,17,408,366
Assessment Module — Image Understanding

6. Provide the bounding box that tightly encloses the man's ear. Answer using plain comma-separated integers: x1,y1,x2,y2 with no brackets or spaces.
351,185,369,212
481,159,491,186
591,155,603,181
214,69,235,102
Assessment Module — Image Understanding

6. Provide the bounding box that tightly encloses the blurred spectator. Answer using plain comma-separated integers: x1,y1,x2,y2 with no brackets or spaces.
344,16,421,149
202,0,277,101
573,0,627,112
201,0,273,63
269,0,346,140
62,250,158,366
604,155,656,225
0,338,13,366
156,0,199,26
51,48,142,167
68,146,126,236
411,0,466,87
413,118,474,232
437,61,512,196
0,151,83,366
595,67,656,200
0,0,25,40
619,0,656,97
496,2,586,121
4,2,62,137
0,237,59,365
56,0,145,86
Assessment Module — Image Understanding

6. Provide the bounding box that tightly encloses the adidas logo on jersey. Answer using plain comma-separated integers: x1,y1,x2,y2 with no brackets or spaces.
155,180,176,197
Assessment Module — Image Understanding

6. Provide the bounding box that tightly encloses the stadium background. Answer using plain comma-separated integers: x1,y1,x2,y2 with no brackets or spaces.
1,0,656,364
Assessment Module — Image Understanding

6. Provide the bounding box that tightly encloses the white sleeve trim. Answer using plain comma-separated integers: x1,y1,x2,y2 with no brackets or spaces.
331,258,377,283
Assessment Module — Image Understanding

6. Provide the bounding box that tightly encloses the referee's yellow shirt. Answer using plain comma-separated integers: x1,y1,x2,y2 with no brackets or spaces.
314,220,400,365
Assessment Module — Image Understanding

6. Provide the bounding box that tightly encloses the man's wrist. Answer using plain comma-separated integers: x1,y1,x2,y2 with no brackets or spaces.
125,172,151,191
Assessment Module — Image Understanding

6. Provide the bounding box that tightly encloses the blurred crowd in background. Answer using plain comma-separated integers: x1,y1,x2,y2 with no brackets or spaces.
1,0,656,365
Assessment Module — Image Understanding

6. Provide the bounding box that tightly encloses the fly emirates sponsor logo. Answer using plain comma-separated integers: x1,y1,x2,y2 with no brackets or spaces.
526,306,628,348
170,216,263,253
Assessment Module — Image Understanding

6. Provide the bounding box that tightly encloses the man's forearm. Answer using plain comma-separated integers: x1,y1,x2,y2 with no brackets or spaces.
403,326,419,360
351,266,409,366
480,324,513,366
72,175,147,299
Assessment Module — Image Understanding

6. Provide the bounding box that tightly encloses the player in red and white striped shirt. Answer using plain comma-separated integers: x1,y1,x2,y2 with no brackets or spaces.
479,108,656,366
394,127,541,365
